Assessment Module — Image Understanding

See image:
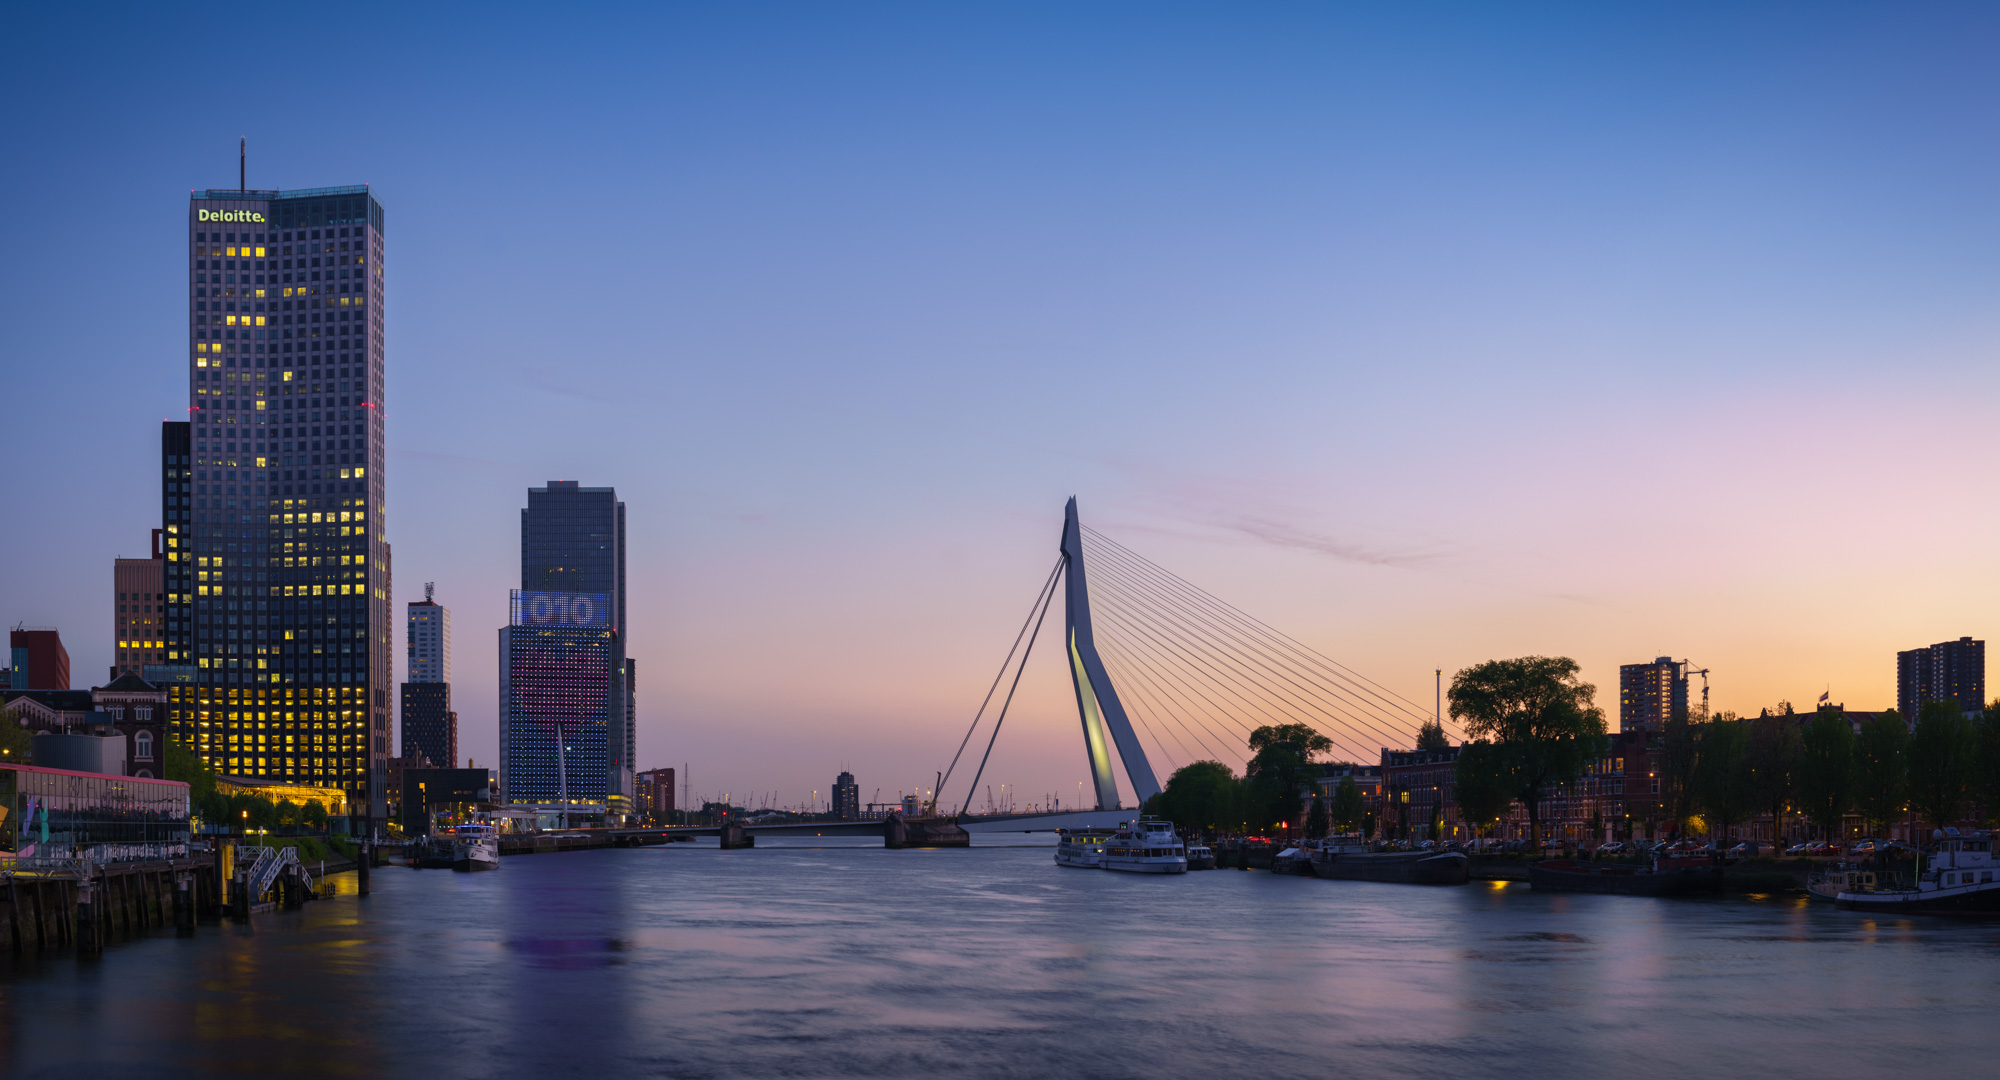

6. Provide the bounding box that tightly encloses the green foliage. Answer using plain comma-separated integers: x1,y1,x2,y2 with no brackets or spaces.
1978,704,2000,826
238,794,279,832
1305,795,1330,839
1150,760,1239,835
1695,716,1756,845
1852,710,1910,833
1746,711,1802,847
1415,718,1450,752
1329,776,1366,833
1797,708,1856,839
302,799,330,832
162,736,217,804
1659,710,1701,835
0,715,32,764
1909,700,1976,834
1447,656,1607,845
1246,723,1332,831
1453,739,1514,838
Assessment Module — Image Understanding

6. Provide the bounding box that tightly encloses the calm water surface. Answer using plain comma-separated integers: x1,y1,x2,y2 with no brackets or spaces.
4,839,1999,1079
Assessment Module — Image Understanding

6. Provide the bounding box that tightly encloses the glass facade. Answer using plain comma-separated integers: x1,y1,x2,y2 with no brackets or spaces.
498,617,615,810
180,185,391,820
0,764,191,863
517,483,632,812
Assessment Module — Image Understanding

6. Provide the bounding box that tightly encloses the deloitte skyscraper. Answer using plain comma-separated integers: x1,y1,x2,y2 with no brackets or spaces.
170,183,390,824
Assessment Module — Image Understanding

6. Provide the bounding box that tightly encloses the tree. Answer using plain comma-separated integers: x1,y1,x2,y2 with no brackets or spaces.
1415,719,1450,752
0,715,30,765
1852,710,1909,836
1453,739,1514,841
239,794,278,834
1659,710,1702,837
1246,724,1333,833
301,798,330,833
1908,699,1976,836
1448,657,1607,848
1305,795,1330,839
1978,703,2000,826
275,799,303,830
1149,760,1239,835
1695,716,1756,847
1797,707,1855,844
164,736,217,806
1746,709,1802,850
1329,776,1365,834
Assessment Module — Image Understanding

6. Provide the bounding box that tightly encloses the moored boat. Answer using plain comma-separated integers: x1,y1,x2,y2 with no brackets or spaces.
1308,837,1468,885
1055,827,1114,869
1528,853,1720,896
450,825,501,872
1808,865,1883,902
1838,829,2000,915
1102,820,1187,874
1185,843,1216,871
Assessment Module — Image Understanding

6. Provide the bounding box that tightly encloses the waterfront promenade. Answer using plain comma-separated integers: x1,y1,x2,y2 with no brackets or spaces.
3,837,1997,1079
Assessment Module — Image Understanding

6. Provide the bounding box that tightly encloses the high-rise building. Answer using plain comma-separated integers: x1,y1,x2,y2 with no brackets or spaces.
636,766,675,822
519,481,634,817
833,770,859,820
9,628,70,690
1618,657,1687,733
1897,637,1985,719
180,183,390,822
112,548,165,679
498,589,617,819
161,421,193,665
401,587,456,769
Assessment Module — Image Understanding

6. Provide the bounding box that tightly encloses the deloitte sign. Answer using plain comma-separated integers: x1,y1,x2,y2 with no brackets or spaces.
197,209,266,223
511,590,610,629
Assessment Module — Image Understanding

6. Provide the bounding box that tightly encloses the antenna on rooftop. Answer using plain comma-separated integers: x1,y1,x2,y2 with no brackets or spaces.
239,137,246,192
425,581,435,603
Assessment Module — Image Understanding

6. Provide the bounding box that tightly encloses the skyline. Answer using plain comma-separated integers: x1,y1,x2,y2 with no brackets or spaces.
5,4,2000,808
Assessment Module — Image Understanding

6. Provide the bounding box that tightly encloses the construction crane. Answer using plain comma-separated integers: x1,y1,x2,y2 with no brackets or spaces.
1678,660,1711,720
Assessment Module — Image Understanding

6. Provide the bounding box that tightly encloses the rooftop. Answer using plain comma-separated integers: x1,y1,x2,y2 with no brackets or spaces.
190,185,371,202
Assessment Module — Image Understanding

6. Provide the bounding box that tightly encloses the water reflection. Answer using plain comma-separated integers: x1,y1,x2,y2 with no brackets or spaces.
4,840,2000,1078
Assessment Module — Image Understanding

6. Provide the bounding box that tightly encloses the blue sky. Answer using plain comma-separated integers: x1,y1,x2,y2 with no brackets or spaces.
4,4,1998,809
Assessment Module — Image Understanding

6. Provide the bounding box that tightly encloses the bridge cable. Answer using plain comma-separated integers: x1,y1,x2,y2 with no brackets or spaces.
1085,562,1416,756
935,554,1065,815
1083,534,1428,745
956,552,1063,822
1083,525,1460,741
1084,571,1383,762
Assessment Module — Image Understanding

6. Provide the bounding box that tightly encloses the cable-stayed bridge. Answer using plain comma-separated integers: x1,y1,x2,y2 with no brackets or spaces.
666,498,1460,844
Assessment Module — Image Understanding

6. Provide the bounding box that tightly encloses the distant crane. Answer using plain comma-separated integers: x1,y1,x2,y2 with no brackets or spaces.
1679,660,1711,720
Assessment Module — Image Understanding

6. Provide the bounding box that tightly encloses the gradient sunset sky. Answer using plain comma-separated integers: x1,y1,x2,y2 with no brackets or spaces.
4,4,1997,811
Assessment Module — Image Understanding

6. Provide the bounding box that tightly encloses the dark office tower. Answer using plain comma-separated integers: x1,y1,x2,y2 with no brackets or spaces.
401,588,456,769
519,481,634,818
498,590,616,818
833,771,859,821
1618,656,1688,733
184,185,390,822
1897,637,1986,720
160,421,194,672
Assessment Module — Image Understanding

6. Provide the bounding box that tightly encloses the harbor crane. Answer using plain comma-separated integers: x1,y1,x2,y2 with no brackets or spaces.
1678,660,1711,720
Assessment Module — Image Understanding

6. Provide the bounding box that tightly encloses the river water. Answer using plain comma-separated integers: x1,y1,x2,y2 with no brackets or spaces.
4,838,1998,1079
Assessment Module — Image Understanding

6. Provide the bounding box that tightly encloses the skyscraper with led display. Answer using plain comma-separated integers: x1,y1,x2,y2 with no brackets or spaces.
498,590,617,819
177,184,390,823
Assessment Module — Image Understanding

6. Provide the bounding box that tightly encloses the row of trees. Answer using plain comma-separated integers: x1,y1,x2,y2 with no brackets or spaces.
165,736,334,834
1669,700,2000,846
1144,723,1371,838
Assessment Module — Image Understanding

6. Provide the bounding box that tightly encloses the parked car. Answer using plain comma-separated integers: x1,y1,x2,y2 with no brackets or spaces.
1803,841,1831,856
1596,841,1628,857
1785,842,1814,856
1725,842,1772,858
1849,838,1883,857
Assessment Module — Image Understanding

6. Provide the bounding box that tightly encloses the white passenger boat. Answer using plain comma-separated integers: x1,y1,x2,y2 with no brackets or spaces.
450,824,501,872
1055,827,1115,868
1101,820,1187,874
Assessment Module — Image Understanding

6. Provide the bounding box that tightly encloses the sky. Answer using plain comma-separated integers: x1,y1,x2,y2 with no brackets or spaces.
4,3,1998,812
